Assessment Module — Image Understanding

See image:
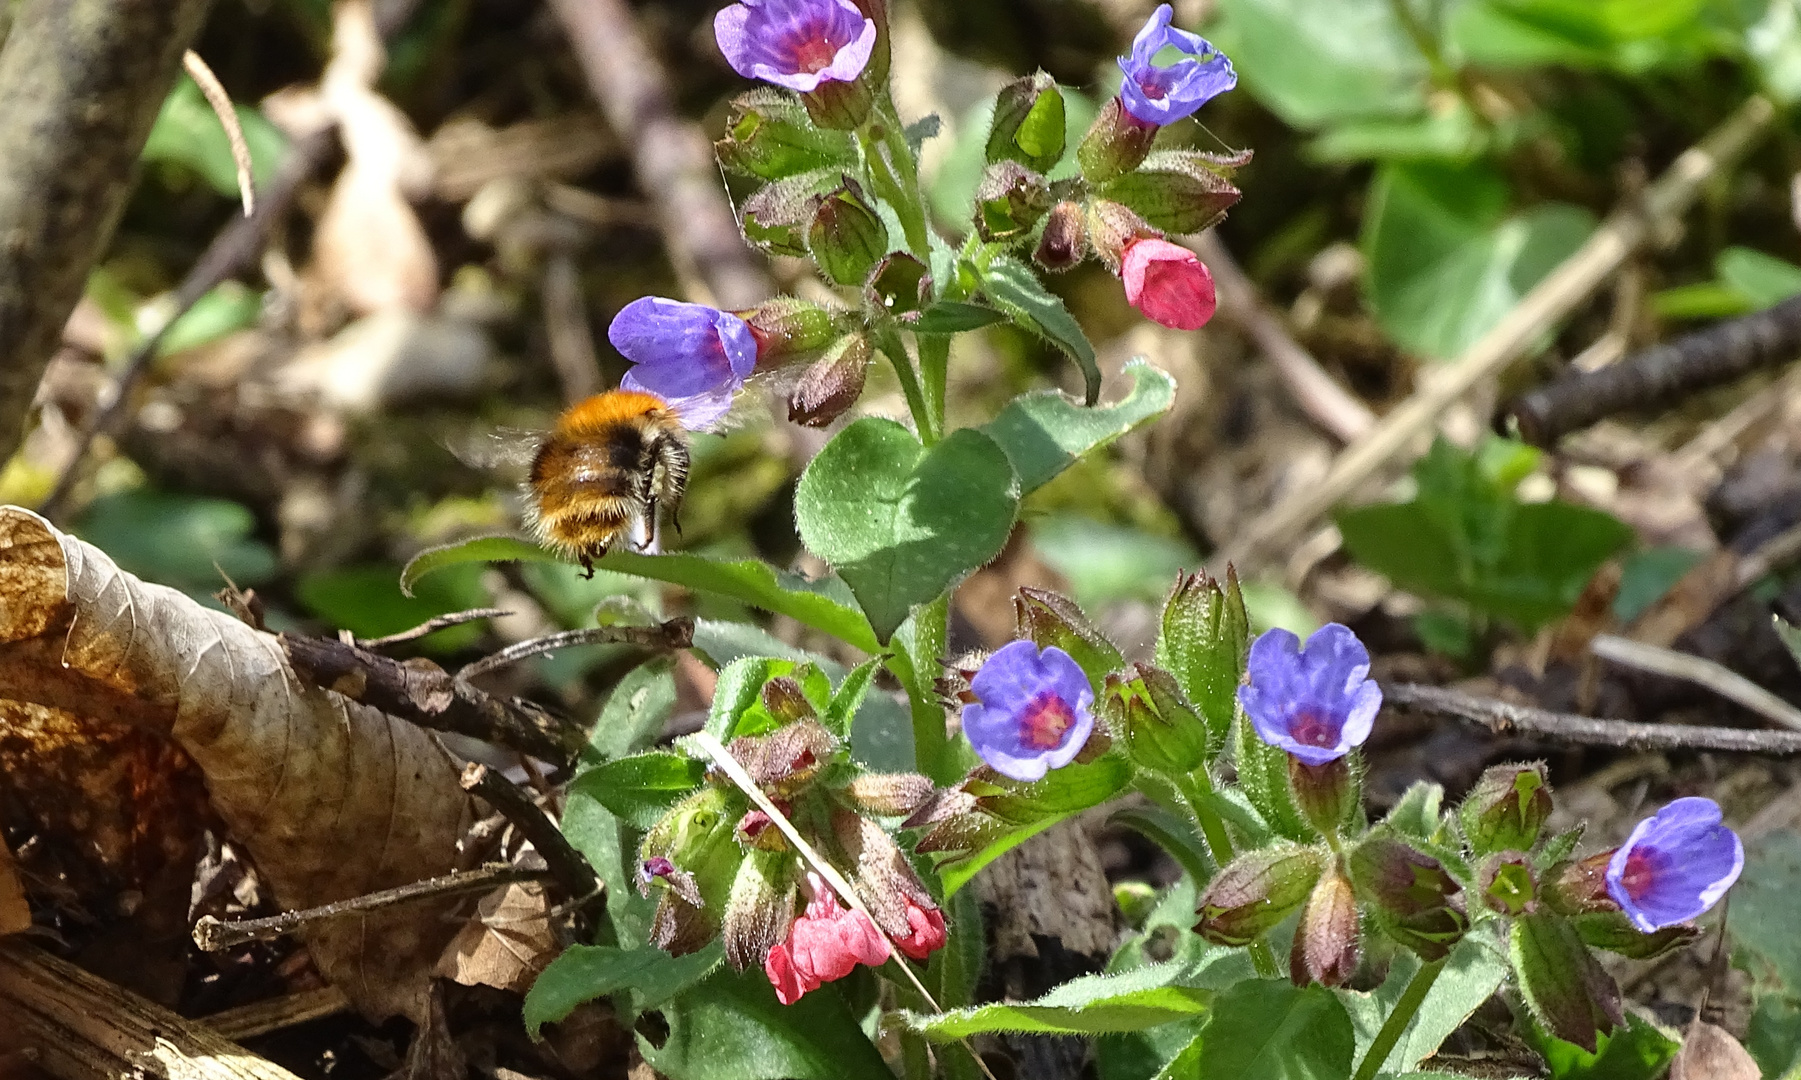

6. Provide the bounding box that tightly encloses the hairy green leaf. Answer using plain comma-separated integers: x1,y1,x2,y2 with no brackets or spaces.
980,359,1175,494
524,943,721,1037
980,255,1102,404
569,751,706,829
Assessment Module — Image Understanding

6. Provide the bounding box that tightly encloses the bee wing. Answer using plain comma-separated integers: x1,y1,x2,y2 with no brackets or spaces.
450,428,543,472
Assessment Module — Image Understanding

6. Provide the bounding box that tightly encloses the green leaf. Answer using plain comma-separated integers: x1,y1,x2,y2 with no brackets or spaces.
1342,938,1509,1074
142,74,289,197
401,535,878,652
296,562,492,654
1211,0,1428,129
702,656,831,741
568,752,706,830
931,756,1137,895
1612,547,1705,623
1717,245,1801,309
1362,162,1595,361
824,656,883,739
1307,104,1489,164
795,419,1020,642
980,359,1177,494
640,964,891,1080
980,255,1102,404
72,489,277,592
1521,1012,1679,1079
911,300,1006,333
904,960,1215,1039
524,943,721,1037
159,282,263,356
587,657,679,761
1155,567,1250,752
1195,980,1357,1079
1731,829,1801,998
1778,617,1801,673
1746,991,1801,1080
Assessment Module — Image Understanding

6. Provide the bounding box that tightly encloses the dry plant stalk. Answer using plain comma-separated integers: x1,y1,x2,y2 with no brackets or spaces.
182,50,255,217
0,506,473,1021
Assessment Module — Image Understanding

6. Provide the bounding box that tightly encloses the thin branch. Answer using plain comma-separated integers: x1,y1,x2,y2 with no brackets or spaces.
283,632,588,768
545,0,772,309
192,864,545,952
1194,231,1375,443
0,0,213,460
1736,519,1801,589
1589,634,1801,732
182,50,255,218
1509,296,1801,445
1382,682,1801,755
455,620,694,683
202,987,353,1042
458,764,600,911
1225,95,1777,568
357,607,510,649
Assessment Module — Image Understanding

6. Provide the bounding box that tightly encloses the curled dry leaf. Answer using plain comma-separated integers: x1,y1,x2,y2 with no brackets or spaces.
0,507,473,1021
435,879,556,993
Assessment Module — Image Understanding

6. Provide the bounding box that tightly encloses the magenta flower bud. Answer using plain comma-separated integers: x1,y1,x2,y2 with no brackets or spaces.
1291,864,1359,987
1604,797,1743,933
1195,843,1325,947
1116,4,1236,128
608,297,759,432
1238,624,1381,768
1033,200,1088,271
763,871,889,1004
714,0,876,93
1122,238,1217,331
960,640,1096,782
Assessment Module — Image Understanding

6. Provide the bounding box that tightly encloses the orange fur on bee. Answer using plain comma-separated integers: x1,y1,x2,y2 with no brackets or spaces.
523,390,690,567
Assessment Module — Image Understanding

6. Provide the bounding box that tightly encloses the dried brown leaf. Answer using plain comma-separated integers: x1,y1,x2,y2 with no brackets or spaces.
0,507,473,1020
1669,1019,1758,1080
0,835,27,936
434,881,555,993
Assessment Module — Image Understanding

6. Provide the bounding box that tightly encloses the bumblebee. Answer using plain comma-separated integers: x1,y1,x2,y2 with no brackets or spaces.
521,390,690,574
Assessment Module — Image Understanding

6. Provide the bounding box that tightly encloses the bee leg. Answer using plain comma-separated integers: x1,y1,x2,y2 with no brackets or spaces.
580,555,595,579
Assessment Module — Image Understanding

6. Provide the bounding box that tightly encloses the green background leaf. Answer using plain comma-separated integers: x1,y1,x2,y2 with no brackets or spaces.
524,943,721,1037
639,965,892,1080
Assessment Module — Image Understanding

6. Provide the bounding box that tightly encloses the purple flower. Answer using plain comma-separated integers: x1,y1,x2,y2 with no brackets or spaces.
715,0,877,93
1606,797,1743,933
961,640,1094,782
1237,624,1381,767
1117,4,1236,128
608,297,759,431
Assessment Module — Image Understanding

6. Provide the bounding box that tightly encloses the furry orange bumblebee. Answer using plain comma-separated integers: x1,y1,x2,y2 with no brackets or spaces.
524,390,690,574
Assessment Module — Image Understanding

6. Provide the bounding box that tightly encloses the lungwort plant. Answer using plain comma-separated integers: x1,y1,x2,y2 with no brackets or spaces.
404,3,1742,1077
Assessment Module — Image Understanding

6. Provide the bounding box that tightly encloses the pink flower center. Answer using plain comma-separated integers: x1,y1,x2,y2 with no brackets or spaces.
1021,691,1075,748
1289,709,1339,748
1619,849,1657,900
790,34,839,74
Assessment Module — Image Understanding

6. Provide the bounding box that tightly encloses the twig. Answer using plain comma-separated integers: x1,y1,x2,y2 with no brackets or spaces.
1510,296,1801,445
283,632,588,768
1735,519,1801,589
458,764,601,911
182,50,255,218
1589,633,1801,732
37,0,428,521
546,0,772,310
1383,682,1801,755
193,864,545,952
1225,95,1777,568
201,987,354,1042
357,607,510,648
0,938,308,1079
0,0,212,461
542,252,604,403
1194,231,1375,443
455,620,694,682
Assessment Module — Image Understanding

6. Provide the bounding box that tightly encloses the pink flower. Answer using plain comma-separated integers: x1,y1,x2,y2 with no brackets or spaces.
763,872,890,1004
891,896,947,961
1121,238,1216,331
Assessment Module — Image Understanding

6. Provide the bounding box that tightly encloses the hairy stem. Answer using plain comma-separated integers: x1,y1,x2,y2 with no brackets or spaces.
1175,770,1280,978
862,99,931,263
1352,957,1446,1080
875,324,939,444
917,333,950,430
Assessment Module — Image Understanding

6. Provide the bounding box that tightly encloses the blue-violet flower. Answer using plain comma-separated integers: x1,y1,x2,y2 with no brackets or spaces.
1238,623,1381,767
715,0,877,93
608,297,759,431
1117,4,1236,128
1606,797,1743,933
961,640,1094,782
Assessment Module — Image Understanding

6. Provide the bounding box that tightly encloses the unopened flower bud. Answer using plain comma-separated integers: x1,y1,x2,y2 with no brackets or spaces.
1014,587,1122,682
727,719,837,796
842,772,935,817
809,179,889,286
975,161,1052,242
737,808,790,851
1542,852,1618,917
1157,568,1248,745
987,71,1066,174
1076,96,1159,185
724,848,800,970
1033,201,1087,272
640,786,746,955
716,89,857,181
1510,912,1624,1054
1291,864,1359,987
789,333,871,427
1102,662,1210,777
1085,199,1158,275
1348,830,1466,960
1459,763,1553,857
1289,755,1357,839
740,296,840,369
762,677,819,724
1478,852,1538,917
1195,843,1324,947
